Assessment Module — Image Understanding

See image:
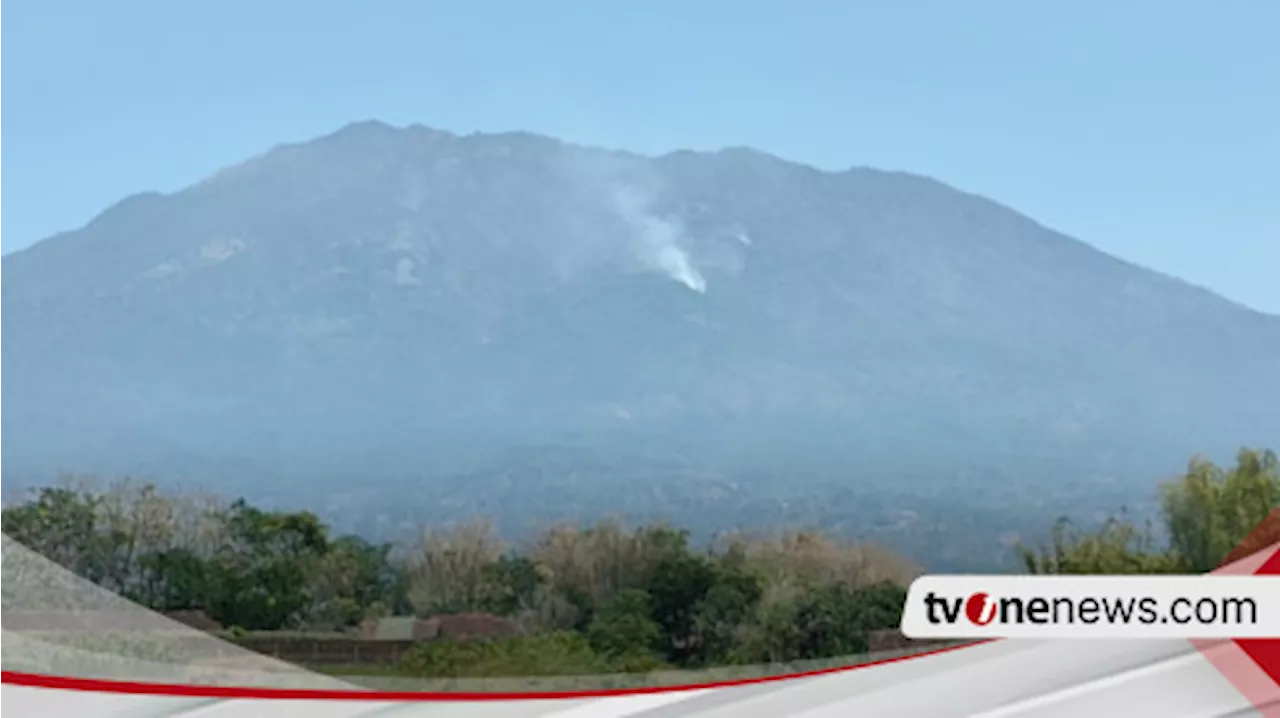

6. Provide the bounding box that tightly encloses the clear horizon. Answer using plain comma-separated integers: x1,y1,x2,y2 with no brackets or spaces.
6,0,1278,312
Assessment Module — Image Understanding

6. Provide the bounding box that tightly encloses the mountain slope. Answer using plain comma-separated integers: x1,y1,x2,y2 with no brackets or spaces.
4,121,1278,505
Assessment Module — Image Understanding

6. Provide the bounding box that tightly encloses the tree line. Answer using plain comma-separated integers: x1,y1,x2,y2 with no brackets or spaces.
1017,447,1278,575
1,477,918,672
2,446,1275,676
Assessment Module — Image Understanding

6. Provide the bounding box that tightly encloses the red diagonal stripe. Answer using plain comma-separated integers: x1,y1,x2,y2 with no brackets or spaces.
1199,519,1280,717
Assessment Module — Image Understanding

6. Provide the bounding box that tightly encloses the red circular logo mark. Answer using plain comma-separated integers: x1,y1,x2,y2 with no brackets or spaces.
965,592,997,626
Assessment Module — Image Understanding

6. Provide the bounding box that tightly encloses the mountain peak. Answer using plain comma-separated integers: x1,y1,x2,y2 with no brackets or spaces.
5,121,1277,499
325,119,401,139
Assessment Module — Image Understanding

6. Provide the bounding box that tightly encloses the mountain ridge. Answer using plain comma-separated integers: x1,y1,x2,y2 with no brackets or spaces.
3,121,1277,569
8,121,1271,320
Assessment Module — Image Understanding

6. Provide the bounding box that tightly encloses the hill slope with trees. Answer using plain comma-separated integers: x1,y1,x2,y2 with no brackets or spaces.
4,447,1275,677
5,122,1279,558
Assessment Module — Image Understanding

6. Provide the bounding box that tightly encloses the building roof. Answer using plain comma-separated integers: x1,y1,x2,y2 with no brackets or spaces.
374,616,416,641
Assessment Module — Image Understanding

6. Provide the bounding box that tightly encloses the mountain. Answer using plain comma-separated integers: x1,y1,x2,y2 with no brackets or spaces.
4,121,1278,566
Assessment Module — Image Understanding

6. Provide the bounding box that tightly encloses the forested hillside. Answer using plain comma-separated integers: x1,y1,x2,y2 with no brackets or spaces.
5,447,1275,677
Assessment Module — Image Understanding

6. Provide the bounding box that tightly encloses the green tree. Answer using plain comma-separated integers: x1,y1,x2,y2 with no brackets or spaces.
732,591,805,664
586,588,662,661
1019,516,1183,575
1162,448,1280,572
476,555,545,617
645,550,719,664
792,581,906,659
132,547,213,612
204,500,331,630
3,487,111,582
530,521,692,617
1021,447,1279,575
305,535,411,629
689,550,764,666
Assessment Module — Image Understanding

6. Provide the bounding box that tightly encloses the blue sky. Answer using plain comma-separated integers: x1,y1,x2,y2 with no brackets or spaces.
6,0,1278,311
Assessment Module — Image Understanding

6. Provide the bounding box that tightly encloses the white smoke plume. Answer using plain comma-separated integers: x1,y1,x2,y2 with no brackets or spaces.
608,185,707,293
551,149,710,293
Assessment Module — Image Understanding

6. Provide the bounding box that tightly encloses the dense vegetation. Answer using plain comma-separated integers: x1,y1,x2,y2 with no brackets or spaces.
1017,447,1278,574
3,447,1276,677
1,480,917,674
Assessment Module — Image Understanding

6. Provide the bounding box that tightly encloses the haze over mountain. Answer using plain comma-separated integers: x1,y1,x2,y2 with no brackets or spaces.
4,121,1278,565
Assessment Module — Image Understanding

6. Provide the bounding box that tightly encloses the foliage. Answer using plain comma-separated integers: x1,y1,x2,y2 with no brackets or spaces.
475,555,545,617
1,479,915,673
792,581,907,659
687,550,764,665
400,519,506,615
200,500,330,630
6,445,1273,676
1019,447,1279,575
586,589,662,660
3,481,408,632
1161,448,1280,573
1018,516,1183,575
